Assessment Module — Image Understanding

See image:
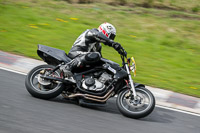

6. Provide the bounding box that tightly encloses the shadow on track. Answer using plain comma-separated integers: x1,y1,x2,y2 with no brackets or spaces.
50,96,174,124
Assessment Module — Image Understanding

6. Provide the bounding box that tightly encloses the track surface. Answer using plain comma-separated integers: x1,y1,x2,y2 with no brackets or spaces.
0,69,199,133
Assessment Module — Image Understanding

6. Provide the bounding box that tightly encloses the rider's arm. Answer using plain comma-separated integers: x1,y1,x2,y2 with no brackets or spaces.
86,29,114,46
86,29,124,55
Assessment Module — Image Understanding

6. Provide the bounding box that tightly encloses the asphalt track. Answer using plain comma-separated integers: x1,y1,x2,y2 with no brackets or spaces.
0,69,199,133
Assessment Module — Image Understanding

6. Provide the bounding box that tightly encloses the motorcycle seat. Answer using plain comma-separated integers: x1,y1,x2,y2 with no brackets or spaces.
37,44,72,65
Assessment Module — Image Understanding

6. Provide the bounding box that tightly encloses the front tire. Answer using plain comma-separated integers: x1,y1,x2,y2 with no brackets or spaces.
117,87,155,119
25,65,64,99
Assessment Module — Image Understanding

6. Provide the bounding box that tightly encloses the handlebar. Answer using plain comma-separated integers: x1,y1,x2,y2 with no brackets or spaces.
118,47,127,66
118,47,127,58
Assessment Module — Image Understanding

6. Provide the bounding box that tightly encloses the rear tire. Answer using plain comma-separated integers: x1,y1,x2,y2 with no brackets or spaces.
117,87,155,119
25,65,64,99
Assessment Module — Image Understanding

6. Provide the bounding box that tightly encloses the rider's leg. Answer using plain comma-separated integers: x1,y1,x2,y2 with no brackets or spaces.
82,52,101,65
61,52,101,77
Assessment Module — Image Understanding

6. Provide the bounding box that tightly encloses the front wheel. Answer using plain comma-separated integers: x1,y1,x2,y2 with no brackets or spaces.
117,87,155,119
25,64,64,99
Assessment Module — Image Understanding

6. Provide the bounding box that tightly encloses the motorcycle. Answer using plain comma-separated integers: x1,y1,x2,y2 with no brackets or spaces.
25,44,155,119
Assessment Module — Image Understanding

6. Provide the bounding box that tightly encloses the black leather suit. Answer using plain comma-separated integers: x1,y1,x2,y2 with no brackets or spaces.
67,28,116,67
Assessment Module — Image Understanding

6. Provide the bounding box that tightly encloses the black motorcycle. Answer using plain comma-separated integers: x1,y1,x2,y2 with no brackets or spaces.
25,44,155,119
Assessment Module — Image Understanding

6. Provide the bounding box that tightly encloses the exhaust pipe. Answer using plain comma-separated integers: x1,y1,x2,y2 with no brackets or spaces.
62,87,114,102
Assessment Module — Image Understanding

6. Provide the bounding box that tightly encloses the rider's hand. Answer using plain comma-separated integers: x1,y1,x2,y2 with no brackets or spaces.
112,42,127,57
112,42,122,51
118,48,127,57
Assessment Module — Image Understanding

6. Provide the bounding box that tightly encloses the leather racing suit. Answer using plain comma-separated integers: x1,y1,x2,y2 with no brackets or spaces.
62,28,122,76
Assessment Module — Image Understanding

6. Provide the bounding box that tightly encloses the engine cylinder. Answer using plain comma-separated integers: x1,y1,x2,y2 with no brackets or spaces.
85,78,95,87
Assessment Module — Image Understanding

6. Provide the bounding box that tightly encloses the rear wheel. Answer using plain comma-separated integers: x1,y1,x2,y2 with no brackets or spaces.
25,65,64,99
117,87,155,119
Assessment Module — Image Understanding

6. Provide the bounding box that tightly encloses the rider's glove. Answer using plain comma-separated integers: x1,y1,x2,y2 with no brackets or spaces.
123,50,127,57
112,42,122,51
112,42,127,57
118,48,126,56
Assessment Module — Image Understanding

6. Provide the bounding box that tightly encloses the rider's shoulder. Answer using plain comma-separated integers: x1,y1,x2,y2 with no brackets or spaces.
91,28,99,33
86,28,98,37
90,28,99,34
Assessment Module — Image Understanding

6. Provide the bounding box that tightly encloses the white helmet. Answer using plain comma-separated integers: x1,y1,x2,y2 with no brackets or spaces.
98,22,116,40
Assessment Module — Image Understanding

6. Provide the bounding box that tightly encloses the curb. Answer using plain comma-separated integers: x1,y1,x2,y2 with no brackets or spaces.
0,50,200,114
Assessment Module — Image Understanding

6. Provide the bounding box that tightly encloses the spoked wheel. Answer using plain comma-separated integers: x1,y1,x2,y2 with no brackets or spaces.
117,87,155,119
25,65,64,99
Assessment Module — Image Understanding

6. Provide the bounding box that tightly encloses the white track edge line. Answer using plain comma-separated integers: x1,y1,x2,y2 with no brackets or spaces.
0,67,27,75
156,105,200,117
0,67,199,117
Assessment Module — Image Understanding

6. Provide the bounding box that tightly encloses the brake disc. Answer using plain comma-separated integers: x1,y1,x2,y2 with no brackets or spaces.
125,93,146,108
37,74,51,86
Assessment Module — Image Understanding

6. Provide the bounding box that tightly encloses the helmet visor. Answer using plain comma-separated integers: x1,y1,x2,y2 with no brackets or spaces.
109,33,116,40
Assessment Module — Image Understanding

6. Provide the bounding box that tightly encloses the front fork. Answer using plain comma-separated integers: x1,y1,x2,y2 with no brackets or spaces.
125,64,137,100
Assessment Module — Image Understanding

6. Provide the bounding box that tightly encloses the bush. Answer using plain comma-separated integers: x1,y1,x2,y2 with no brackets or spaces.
143,0,154,8
78,0,94,3
61,0,72,3
192,5,200,13
117,0,127,5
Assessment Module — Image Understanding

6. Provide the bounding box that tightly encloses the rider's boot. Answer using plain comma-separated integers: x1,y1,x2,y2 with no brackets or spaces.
60,58,81,77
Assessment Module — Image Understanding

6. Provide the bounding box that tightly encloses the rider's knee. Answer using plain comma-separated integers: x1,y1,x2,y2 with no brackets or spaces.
85,52,100,62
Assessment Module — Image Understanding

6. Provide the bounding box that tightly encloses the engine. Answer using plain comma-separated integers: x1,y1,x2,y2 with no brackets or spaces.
82,72,112,92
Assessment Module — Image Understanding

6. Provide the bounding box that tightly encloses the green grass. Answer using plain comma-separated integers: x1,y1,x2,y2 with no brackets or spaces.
0,0,200,97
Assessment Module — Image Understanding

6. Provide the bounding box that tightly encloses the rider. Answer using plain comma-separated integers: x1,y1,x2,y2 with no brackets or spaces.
61,22,125,77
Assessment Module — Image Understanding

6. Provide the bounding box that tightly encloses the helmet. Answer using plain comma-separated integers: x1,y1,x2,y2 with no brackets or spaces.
98,22,116,40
